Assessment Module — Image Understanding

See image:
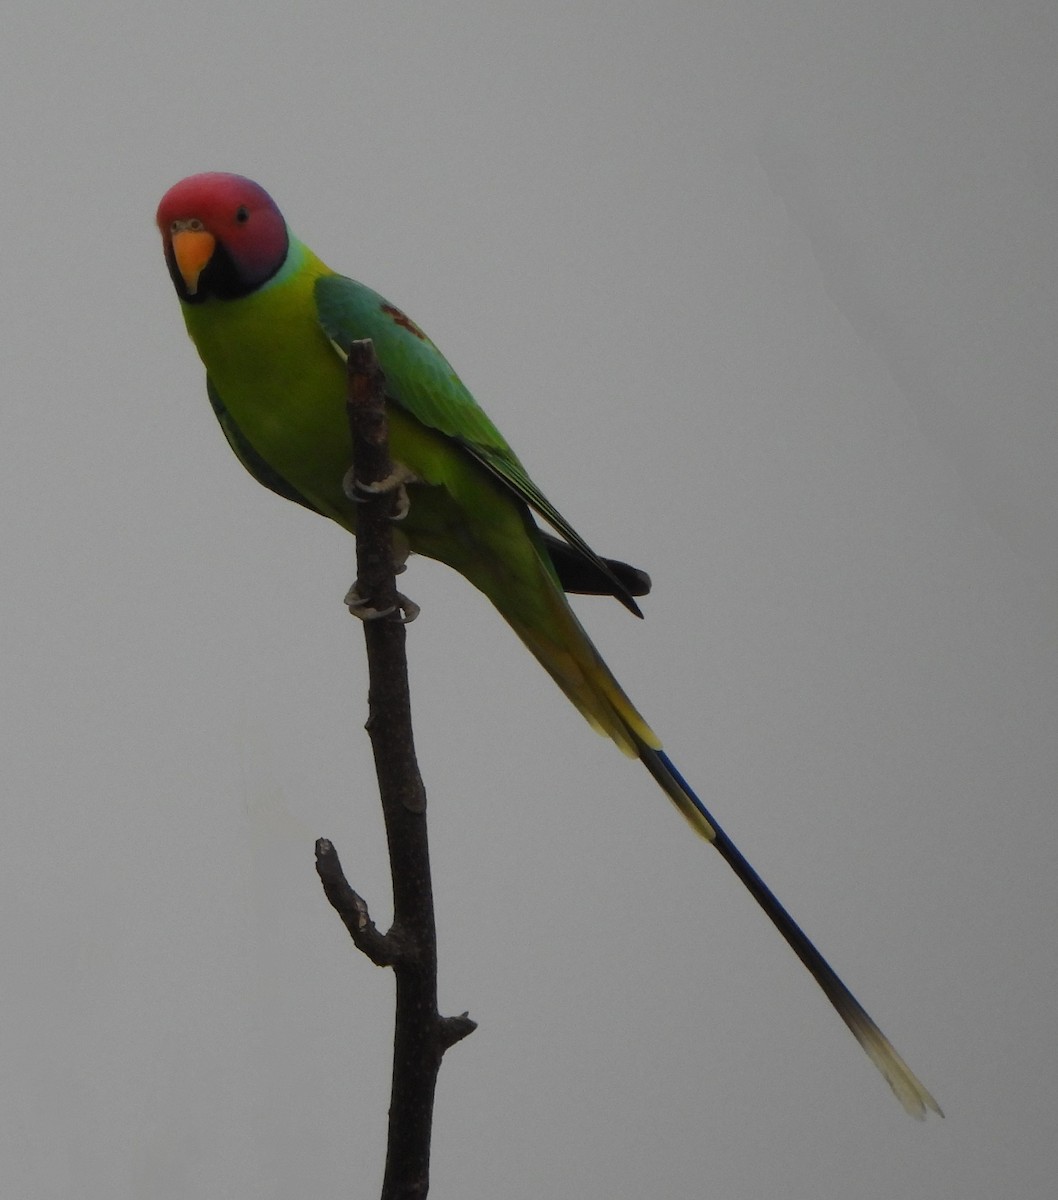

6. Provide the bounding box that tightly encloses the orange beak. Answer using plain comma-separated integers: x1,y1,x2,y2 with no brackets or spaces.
171,228,216,296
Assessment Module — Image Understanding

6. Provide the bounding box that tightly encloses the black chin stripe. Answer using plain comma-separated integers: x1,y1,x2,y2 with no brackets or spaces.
197,242,262,301
170,228,290,303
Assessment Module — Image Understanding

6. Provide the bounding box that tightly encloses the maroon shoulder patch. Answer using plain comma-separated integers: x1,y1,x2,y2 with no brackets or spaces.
380,303,428,341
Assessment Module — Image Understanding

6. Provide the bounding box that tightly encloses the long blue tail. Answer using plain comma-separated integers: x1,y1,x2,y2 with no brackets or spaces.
640,747,942,1119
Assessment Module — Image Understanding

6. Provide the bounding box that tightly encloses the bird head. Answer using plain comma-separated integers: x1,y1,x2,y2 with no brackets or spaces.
156,173,289,303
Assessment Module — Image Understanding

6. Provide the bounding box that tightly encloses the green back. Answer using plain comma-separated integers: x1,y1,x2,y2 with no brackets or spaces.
315,273,636,608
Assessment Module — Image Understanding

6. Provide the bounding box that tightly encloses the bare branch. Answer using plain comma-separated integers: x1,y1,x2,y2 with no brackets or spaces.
317,339,475,1200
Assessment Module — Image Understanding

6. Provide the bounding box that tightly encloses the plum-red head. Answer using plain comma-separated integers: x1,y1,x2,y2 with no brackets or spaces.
157,173,289,303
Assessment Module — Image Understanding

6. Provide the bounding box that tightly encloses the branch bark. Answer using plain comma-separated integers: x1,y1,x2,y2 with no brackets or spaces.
315,340,475,1200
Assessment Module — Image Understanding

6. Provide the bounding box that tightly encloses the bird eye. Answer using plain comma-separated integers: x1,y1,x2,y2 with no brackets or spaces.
235,206,249,223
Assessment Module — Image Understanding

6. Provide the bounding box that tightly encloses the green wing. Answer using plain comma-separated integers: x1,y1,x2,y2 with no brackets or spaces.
314,273,643,614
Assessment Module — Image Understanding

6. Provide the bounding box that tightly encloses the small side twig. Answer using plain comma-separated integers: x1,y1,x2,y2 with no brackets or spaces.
315,339,475,1200
314,838,393,966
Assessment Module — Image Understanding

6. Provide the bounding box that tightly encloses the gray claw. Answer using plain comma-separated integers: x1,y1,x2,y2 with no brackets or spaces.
394,593,420,623
344,584,419,623
343,464,417,523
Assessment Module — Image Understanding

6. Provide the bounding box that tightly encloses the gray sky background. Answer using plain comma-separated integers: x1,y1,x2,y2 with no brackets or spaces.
3,2,1057,1196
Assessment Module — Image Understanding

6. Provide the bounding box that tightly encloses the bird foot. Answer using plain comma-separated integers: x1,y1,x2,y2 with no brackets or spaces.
342,463,417,521
344,583,420,623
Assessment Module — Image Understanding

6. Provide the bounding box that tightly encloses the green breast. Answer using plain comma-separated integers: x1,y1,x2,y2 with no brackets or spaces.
183,244,355,525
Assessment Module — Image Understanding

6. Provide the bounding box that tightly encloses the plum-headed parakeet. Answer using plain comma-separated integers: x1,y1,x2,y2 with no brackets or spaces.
157,173,940,1118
